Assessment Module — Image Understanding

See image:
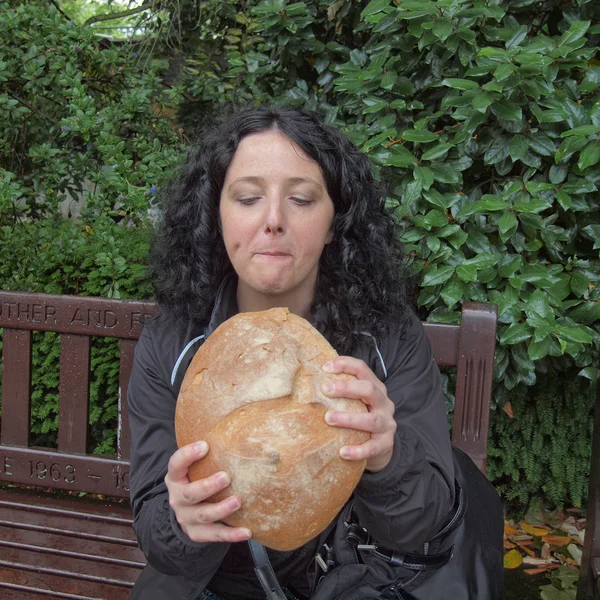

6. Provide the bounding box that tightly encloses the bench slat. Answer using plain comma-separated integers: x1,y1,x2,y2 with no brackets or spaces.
0,291,157,340
0,447,130,498
118,339,136,460
59,334,91,454
1,329,32,448
0,581,99,600
452,303,497,474
422,323,459,367
0,562,133,599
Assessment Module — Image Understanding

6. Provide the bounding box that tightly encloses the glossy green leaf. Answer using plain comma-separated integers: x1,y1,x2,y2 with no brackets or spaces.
440,276,466,308
558,20,590,47
402,129,438,143
422,265,455,287
498,211,517,239
414,166,434,190
524,290,553,320
570,270,590,297
424,210,448,227
361,0,392,19
387,145,418,167
426,236,441,253
429,164,461,184
508,135,529,161
491,100,522,121
527,336,551,360
402,179,422,205
578,139,600,170
560,124,599,137
554,325,593,344
422,143,453,161
500,322,533,345
441,78,478,91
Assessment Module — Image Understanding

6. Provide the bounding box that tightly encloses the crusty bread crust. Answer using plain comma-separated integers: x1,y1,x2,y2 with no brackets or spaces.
175,307,369,551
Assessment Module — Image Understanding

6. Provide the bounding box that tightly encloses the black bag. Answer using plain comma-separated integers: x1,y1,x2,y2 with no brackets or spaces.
306,447,504,600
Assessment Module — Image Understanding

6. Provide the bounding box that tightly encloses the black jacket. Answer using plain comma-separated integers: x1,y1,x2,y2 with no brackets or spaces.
127,277,454,600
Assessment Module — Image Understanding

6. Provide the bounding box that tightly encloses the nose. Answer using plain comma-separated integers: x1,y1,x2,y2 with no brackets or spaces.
263,197,285,235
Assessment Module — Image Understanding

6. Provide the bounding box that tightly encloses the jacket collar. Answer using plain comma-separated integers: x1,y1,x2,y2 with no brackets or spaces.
204,273,331,341
205,273,239,337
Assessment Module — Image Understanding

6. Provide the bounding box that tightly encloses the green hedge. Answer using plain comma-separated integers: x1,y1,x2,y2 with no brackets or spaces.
1,0,599,507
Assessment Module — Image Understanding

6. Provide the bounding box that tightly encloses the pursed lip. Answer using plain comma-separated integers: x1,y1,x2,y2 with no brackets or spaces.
255,251,291,256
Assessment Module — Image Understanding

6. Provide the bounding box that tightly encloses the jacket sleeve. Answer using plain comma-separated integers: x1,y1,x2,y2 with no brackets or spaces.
128,323,230,581
352,312,455,551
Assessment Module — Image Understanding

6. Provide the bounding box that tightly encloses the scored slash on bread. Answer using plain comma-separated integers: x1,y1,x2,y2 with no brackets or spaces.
175,307,369,551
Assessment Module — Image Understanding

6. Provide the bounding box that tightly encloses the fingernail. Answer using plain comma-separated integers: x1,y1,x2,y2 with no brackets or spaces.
325,411,336,425
340,447,351,459
241,529,252,539
195,441,208,455
322,361,334,372
229,496,241,510
216,472,230,486
322,382,335,393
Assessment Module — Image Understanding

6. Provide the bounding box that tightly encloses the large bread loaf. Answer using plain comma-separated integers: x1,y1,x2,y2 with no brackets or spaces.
175,307,369,551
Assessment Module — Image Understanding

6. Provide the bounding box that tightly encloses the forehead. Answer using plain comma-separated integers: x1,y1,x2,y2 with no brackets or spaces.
225,130,325,183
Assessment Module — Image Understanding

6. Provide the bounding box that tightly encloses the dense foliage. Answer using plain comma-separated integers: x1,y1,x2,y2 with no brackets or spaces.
0,0,598,506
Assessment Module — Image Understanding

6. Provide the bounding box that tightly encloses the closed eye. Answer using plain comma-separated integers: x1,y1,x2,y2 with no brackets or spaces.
292,197,313,206
238,197,260,205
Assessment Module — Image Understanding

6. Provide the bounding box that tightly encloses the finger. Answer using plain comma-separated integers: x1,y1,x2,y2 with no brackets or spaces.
166,441,209,484
339,438,391,462
177,470,232,506
325,409,389,433
322,356,386,393
192,494,244,524
187,522,252,544
321,379,389,410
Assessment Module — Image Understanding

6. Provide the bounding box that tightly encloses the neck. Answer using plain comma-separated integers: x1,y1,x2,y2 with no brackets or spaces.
236,281,316,321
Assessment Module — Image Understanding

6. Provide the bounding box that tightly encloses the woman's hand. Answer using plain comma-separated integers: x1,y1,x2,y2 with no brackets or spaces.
321,357,396,473
164,441,252,543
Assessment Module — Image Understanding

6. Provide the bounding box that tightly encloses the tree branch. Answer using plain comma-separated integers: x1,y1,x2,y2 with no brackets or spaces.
50,0,73,22
84,1,154,28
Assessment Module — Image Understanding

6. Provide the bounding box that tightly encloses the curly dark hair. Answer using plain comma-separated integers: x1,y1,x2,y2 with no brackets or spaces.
150,106,410,354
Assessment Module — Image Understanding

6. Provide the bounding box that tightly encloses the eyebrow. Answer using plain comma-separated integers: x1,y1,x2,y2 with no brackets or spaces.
227,176,323,190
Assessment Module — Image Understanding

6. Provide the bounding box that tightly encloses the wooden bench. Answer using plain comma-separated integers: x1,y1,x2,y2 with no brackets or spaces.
578,372,600,600
0,290,497,599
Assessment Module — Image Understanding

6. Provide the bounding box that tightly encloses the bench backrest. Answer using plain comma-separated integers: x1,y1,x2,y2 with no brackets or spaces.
0,291,497,500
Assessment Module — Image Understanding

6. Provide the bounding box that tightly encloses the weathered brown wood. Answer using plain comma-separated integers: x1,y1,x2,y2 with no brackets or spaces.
0,447,130,498
59,334,91,455
0,290,499,599
1,329,32,448
422,323,460,367
118,339,137,460
452,302,498,475
0,291,157,339
577,369,600,600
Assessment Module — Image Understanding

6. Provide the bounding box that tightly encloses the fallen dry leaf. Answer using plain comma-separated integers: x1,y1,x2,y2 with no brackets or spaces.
504,549,523,569
503,401,514,418
541,543,550,559
517,543,536,557
504,540,516,549
521,521,551,537
541,534,571,546
568,543,582,566
522,556,557,566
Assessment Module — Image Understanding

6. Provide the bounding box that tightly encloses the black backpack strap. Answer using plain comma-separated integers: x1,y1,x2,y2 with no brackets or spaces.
248,540,288,600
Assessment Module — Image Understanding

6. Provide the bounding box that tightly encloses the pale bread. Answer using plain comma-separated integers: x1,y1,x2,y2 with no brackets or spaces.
175,307,369,551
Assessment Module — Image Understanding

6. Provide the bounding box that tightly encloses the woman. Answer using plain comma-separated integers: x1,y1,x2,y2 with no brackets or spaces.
127,107,456,600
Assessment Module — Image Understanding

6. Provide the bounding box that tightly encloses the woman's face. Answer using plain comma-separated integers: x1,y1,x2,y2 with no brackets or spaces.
219,129,334,312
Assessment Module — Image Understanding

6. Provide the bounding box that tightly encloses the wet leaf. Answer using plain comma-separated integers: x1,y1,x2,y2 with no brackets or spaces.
504,549,523,569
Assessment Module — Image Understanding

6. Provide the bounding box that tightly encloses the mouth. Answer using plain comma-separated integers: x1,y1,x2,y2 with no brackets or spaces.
256,251,291,257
